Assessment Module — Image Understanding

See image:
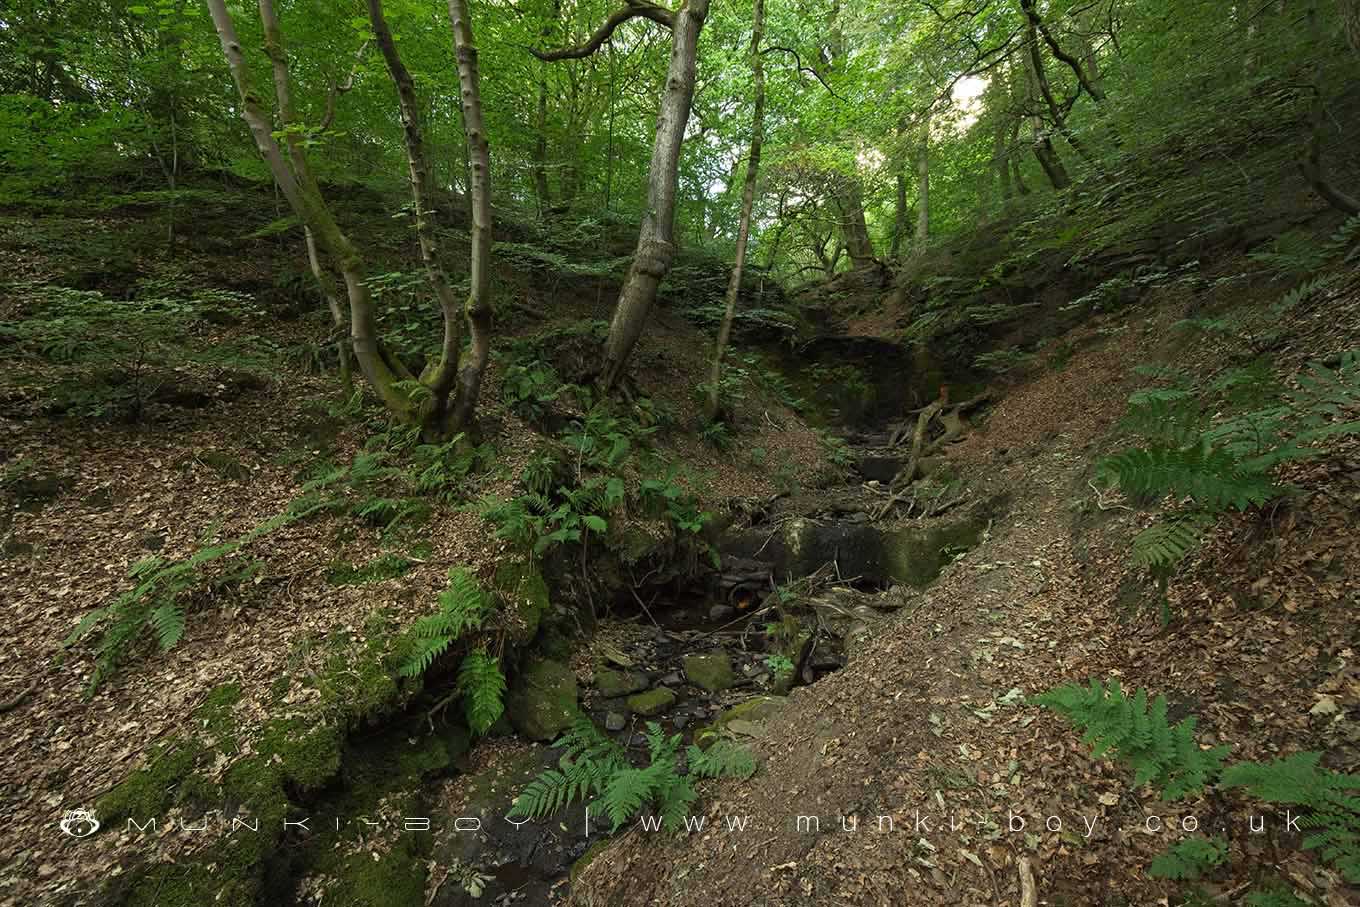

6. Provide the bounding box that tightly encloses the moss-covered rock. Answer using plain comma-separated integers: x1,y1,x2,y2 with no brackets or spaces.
492,560,550,645
625,687,677,716
884,510,987,588
681,652,736,692
695,695,788,749
505,657,577,740
593,668,649,697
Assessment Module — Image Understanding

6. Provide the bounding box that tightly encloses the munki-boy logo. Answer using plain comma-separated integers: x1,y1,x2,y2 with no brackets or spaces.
59,809,101,838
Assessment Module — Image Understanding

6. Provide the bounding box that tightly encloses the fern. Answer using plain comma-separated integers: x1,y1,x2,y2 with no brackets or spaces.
1244,885,1311,907
1131,513,1212,573
1221,752,1360,883
148,602,186,650
1149,836,1228,880
688,740,757,780
1100,443,1277,511
508,717,754,832
399,568,491,678
456,648,506,735
1033,679,1229,800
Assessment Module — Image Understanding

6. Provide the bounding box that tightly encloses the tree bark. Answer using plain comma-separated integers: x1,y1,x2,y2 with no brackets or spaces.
705,0,765,421
890,170,908,258
1020,29,1072,190
207,0,411,419
835,178,876,270
446,0,494,432
305,226,353,392
1019,0,1106,102
368,0,467,428
1022,15,1092,171
598,0,711,391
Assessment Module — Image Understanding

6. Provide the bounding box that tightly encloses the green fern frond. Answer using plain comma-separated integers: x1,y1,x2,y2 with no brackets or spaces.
457,648,506,735
688,741,757,780
1100,443,1277,511
1149,836,1228,880
149,601,185,650
1244,885,1310,907
1131,513,1212,572
1034,679,1228,800
399,634,454,678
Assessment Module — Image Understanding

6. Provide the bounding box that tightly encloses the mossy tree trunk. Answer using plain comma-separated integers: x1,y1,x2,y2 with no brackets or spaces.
446,0,495,433
369,0,487,436
531,0,710,392
206,0,415,423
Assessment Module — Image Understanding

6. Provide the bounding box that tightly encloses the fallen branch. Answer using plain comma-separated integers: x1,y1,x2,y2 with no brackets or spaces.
1018,856,1037,907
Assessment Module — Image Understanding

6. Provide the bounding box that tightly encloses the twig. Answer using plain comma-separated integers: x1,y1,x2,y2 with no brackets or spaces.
1018,856,1037,907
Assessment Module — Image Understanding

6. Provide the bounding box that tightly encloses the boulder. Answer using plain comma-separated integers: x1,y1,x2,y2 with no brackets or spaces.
681,652,736,693
626,687,676,716
492,561,550,645
506,657,577,741
593,668,649,698
696,695,788,749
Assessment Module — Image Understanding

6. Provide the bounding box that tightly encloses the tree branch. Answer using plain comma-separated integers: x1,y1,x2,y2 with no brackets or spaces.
531,0,674,61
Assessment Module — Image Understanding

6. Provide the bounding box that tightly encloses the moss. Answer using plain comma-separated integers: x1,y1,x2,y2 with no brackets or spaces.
884,511,989,588
96,742,199,822
570,840,612,886
492,560,549,644
626,687,676,716
316,843,426,907
326,553,413,586
257,718,343,792
505,656,578,741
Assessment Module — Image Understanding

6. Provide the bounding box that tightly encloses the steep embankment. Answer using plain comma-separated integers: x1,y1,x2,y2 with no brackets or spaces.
569,268,1360,905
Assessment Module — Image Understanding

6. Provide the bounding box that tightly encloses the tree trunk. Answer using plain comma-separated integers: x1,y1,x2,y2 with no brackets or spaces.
305,227,354,392
368,0,466,431
890,170,908,258
705,0,765,421
446,0,494,432
836,179,876,269
599,0,711,391
915,112,930,243
206,0,412,420
1021,29,1072,190
1022,17,1093,170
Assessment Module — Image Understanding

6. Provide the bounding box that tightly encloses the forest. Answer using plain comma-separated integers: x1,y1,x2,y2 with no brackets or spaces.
1,0,1359,904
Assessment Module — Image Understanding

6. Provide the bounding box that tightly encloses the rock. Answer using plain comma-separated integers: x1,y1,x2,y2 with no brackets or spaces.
883,500,1003,588
593,668,649,698
708,604,735,622
492,561,550,646
625,687,676,716
506,657,578,741
696,695,788,748
658,672,682,687
140,531,166,552
682,652,736,693
604,712,626,732
672,714,689,730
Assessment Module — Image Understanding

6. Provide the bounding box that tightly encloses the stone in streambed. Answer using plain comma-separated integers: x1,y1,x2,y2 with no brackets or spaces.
593,668,649,698
626,687,677,716
506,657,577,742
682,652,736,692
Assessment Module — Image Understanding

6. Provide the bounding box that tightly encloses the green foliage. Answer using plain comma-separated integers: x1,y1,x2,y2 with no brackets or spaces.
456,648,507,735
1221,753,1360,883
1032,679,1228,800
1102,352,1360,618
763,655,795,678
64,507,311,694
974,347,1037,375
1149,836,1228,880
399,568,492,678
508,716,754,832
502,363,564,423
